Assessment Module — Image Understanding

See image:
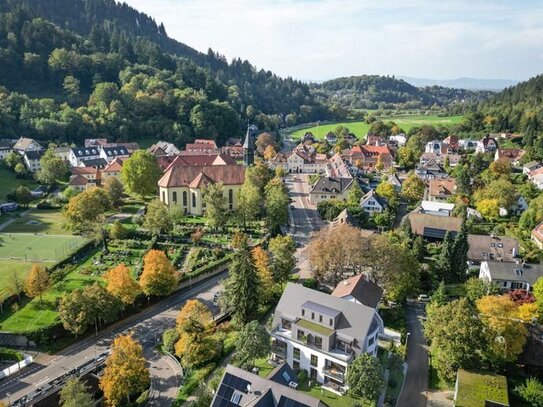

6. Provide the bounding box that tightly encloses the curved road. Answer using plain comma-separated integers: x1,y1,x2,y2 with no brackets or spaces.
0,275,224,406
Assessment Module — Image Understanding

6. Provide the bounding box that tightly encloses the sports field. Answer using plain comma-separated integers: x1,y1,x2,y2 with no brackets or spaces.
0,233,86,262
290,115,463,140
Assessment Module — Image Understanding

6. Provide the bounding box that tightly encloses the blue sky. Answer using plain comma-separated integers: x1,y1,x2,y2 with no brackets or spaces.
123,0,543,81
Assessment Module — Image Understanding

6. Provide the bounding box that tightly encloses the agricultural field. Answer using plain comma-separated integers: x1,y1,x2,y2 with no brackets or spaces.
290,114,464,140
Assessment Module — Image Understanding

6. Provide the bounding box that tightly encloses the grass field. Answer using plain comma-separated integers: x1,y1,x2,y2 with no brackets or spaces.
2,210,69,235
0,166,38,201
0,233,86,262
290,115,464,140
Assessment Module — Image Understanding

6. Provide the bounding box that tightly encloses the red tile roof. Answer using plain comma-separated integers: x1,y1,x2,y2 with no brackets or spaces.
103,157,124,173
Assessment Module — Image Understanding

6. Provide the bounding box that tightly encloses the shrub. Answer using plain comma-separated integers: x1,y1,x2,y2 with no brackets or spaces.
302,278,318,289
516,377,543,407
0,347,23,362
162,328,180,354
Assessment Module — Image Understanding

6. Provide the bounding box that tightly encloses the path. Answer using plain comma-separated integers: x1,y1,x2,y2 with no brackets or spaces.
0,208,32,232
397,302,428,407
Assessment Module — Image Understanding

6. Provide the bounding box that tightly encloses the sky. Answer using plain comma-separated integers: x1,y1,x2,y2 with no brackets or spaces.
123,0,543,81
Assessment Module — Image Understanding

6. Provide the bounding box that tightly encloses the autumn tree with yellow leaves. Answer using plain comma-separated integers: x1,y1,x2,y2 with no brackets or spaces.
104,263,141,306
174,299,218,368
139,250,178,297
100,335,150,406
252,246,274,304
24,263,50,304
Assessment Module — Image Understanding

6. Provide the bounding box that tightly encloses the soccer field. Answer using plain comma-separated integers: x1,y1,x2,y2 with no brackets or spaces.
0,233,87,262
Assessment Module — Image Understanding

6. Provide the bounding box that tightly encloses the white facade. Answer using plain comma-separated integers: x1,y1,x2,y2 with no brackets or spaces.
420,200,455,217
69,147,101,167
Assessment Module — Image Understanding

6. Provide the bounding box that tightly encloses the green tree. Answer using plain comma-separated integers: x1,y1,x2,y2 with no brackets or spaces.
435,232,454,282
202,182,228,230
346,353,385,400
431,281,448,306
424,298,487,382
36,148,69,185
401,172,425,203
24,263,50,304
64,187,111,232
103,177,124,206
4,152,22,169
58,289,93,336
162,328,180,354
63,76,81,104
236,179,262,229
347,181,363,207
265,177,289,234
14,185,32,207
452,218,469,281
14,163,27,177
464,277,500,303
121,150,161,198
455,164,471,195
59,377,94,407
268,235,296,287
223,234,261,325
139,250,178,297
144,198,172,236
109,220,128,240
235,321,270,368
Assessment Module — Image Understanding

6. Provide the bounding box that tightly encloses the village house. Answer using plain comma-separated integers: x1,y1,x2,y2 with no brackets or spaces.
325,153,357,178
387,173,402,192
365,134,386,146
531,222,543,250
70,166,101,186
389,133,407,147
68,146,102,167
270,283,384,394
424,140,453,155
99,145,130,163
147,141,180,157
426,178,457,202
346,145,394,171
458,139,478,151
467,234,519,264
0,139,13,160
475,135,499,153
22,150,43,173
442,135,459,150
158,164,245,215
479,261,543,291
359,190,387,215
101,157,124,184
331,274,383,309
308,177,354,205
211,364,324,407
325,132,337,145
523,160,542,175
68,174,92,192
415,159,448,180
418,200,455,217
408,212,462,240
494,148,525,165
13,137,42,154
528,167,543,190
499,196,528,217
184,139,219,155
54,146,71,162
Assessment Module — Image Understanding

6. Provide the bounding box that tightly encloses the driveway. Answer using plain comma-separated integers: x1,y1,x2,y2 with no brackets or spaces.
397,302,428,407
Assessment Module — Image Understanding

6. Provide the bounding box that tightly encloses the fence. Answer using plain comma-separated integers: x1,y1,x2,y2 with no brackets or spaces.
0,354,33,380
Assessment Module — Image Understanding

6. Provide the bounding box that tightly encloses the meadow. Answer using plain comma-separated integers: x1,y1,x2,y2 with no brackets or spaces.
0,166,38,201
289,114,464,140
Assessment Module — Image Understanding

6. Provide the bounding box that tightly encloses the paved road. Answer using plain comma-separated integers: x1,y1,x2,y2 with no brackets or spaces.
397,302,428,407
0,275,225,406
285,174,325,279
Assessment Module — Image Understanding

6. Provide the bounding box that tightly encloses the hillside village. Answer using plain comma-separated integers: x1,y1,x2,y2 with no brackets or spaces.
0,116,543,407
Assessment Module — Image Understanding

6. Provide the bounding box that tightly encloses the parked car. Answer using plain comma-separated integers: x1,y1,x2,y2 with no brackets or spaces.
213,291,222,306
417,294,431,302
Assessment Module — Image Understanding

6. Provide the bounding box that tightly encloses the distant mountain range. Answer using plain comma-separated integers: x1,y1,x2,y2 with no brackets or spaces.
398,76,519,91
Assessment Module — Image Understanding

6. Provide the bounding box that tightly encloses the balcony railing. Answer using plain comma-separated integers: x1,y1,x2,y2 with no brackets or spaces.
322,367,346,382
271,345,287,357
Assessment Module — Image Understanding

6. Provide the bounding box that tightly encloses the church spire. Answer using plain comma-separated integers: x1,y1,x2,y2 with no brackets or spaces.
243,125,257,167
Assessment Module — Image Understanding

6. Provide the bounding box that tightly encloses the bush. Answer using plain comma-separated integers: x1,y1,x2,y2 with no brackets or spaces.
516,377,543,407
162,328,180,354
302,278,318,289
177,362,216,402
297,369,307,382
0,347,23,362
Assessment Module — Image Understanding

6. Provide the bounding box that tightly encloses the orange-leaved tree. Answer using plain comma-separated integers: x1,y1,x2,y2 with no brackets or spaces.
139,250,178,297
104,263,141,306
24,263,50,304
174,299,217,368
252,246,274,304
100,334,150,406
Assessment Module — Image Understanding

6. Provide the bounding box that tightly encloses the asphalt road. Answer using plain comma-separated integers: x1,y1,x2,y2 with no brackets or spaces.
285,174,325,279
397,302,428,407
0,274,225,406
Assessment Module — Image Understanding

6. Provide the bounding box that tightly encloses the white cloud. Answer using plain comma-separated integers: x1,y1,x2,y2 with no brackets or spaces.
122,0,543,81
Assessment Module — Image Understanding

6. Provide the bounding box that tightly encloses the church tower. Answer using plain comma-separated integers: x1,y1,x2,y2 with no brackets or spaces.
243,125,257,167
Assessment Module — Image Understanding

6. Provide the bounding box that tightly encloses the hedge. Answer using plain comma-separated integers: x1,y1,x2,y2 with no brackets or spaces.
175,362,217,404
0,347,24,362
181,254,233,281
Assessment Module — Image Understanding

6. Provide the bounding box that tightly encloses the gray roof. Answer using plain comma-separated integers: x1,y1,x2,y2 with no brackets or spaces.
211,364,322,407
467,234,519,262
102,146,128,157
310,177,353,195
484,261,543,287
302,301,341,318
71,146,100,157
360,190,387,208
24,150,43,160
275,283,377,344
81,158,108,168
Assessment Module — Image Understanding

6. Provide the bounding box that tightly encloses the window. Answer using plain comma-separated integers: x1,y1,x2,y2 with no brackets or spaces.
301,309,305,317
368,336,375,346
192,192,196,207
314,336,322,349
319,315,323,323
230,391,242,404
311,312,315,320
183,191,187,206
293,360,300,371
228,189,233,204
311,355,318,367
162,191,165,202
172,191,177,203
329,318,333,326
293,348,300,360
297,330,305,341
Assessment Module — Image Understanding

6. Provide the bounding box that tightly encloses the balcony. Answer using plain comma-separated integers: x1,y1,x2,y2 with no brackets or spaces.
322,367,346,382
271,344,287,358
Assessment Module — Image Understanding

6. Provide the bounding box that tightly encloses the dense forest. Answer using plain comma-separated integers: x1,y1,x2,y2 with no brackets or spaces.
311,75,492,110
0,0,329,147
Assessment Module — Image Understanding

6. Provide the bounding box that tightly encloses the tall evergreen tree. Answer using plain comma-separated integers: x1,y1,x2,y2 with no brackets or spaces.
223,234,261,325
435,232,454,282
452,218,469,282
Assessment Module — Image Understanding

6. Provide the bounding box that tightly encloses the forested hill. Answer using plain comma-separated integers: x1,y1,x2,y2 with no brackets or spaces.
0,0,328,147
311,75,492,110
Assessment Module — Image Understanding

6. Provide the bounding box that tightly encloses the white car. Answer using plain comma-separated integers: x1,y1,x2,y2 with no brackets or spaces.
417,294,431,302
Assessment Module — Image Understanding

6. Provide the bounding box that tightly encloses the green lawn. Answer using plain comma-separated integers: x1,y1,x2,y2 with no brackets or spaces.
0,167,38,201
0,233,87,262
0,267,102,333
455,369,509,407
290,115,464,140
0,260,32,300
2,210,69,235
298,379,375,407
